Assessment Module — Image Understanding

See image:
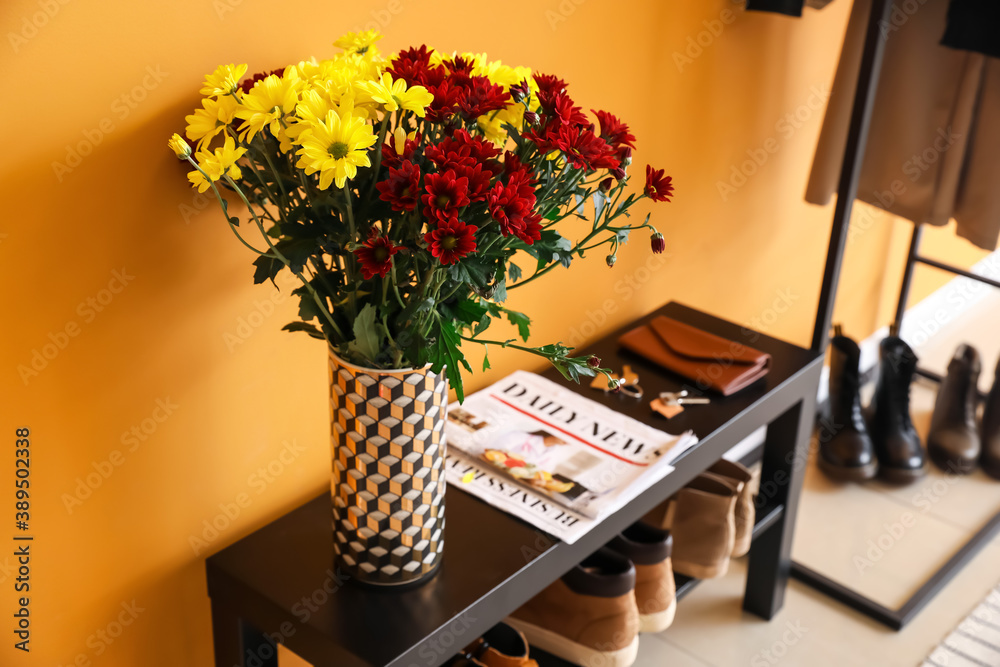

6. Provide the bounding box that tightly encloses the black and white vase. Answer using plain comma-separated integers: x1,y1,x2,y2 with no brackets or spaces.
328,350,447,587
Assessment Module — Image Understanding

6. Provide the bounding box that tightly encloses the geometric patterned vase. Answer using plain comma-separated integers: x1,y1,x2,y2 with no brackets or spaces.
328,349,447,587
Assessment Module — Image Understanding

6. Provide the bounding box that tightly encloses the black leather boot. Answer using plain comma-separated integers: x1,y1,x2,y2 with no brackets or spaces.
867,336,926,483
819,334,877,481
981,357,1000,480
928,344,981,475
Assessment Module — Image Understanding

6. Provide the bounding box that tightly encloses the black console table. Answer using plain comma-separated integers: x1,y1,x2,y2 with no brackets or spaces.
206,301,822,667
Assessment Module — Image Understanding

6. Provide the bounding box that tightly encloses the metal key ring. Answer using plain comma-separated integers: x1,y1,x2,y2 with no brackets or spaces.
619,383,644,399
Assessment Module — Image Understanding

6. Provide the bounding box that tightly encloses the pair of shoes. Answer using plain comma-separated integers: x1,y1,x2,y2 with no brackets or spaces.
448,623,537,667
506,522,675,667
928,345,1000,478
642,458,757,579
819,332,926,484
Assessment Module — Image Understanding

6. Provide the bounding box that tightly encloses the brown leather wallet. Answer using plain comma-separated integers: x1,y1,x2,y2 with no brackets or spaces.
618,316,771,396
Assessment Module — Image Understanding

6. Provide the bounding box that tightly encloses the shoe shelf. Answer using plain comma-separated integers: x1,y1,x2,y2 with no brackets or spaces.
205,302,823,667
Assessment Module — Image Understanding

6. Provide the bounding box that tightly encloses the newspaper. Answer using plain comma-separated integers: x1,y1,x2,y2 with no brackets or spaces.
444,371,698,544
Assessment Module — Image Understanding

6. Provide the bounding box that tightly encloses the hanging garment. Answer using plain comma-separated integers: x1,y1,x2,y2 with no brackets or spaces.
745,0,833,17
804,0,1000,250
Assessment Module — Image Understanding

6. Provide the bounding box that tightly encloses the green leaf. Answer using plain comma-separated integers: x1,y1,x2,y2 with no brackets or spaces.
252,255,283,287
482,345,491,372
505,309,531,342
429,320,470,402
491,278,508,303
347,303,383,364
282,321,325,340
473,313,492,337
508,262,522,284
453,298,488,327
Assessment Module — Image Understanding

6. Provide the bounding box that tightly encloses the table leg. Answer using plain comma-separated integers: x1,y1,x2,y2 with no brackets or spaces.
211,600,279,667
742,388,816,619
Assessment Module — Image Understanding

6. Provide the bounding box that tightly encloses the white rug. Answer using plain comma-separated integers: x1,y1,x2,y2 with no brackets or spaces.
923,583,1000,667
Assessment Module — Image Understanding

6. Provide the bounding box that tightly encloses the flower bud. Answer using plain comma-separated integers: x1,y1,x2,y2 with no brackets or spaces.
611,167,626,181
510,80,530,103
598,177,613,194
587,355,601,369
618,146,632,167
524,111,539,126
168,133,192,159
650,231,665,255
606,254,617,268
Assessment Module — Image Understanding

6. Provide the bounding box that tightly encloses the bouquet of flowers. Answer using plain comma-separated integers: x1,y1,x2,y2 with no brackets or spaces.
168,30,673,400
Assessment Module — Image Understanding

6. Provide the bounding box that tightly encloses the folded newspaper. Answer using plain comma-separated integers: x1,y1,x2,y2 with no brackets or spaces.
445,370,698,544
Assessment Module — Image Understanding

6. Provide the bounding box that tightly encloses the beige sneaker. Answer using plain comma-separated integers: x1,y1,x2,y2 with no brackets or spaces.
645,474,737,579
707,459,756,557
608,523,676,633
507,547,639,667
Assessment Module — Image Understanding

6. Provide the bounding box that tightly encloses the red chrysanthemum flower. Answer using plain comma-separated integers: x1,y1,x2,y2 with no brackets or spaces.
376,160,421,212
549,93,589,128
421,170,471,221
644,165,674,202
545,125,620,172
515,212,543,245
354,228,401,279
488,172,538,237
534,73,568,97
452,161,494,203
381,131,422,168
592,110,636,150
457,76,511,120
424,217,478,265
424,129,502,172
388,45,434,87
425,79,463,123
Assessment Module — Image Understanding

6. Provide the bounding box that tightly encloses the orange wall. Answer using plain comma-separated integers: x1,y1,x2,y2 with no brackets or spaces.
0,0,984,665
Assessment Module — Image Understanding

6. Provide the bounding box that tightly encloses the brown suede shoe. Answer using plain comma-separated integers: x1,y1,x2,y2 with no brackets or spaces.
453,623,538,667
707,459,756,557
507,548,639,667
607,523,676,633
648,474,736,579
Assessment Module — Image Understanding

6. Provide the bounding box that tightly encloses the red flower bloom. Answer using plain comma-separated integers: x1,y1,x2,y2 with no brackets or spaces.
549,93,589,128
354,229,401,279
534,73,568,97
488,172,538,237
425,79,463,123
238,68,284,94
425,129,501,172
376,160,421,212
452,161,494,202
644,165,674,202
650,232,666,254
592,110,636,150
545,124,620,172
388,45,434,87
457,76,511,120
515,212,543,245
421,170,471,221
424,218,478,265
381,131,422,168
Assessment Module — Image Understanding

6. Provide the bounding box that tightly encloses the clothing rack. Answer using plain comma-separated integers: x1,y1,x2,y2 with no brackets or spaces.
792,0,1000,629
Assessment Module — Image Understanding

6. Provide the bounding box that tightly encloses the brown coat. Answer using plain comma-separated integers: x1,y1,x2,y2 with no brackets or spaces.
805,0,1000,250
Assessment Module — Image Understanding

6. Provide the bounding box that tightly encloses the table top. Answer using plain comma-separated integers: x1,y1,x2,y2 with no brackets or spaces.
206,301,821,667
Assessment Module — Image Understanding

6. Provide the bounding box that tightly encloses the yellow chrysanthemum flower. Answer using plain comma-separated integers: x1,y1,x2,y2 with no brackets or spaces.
295,104,377,190
184,95,239,147
187,136,247,193
284,88,333,146
333,30,382,57
235,73,301,143
200,63,248,97
167,133,191,159
354,72,433,118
